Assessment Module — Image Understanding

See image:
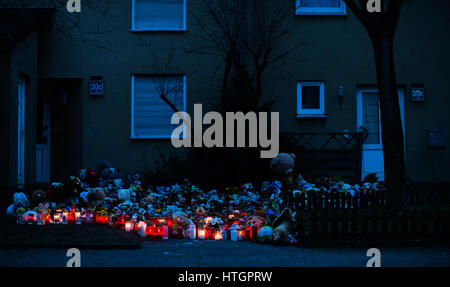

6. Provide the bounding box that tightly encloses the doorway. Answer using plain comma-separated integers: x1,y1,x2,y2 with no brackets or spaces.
356,87,405,181
17,77,26,187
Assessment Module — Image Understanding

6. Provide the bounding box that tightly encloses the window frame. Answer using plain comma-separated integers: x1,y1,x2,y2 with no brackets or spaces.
295,0,347,15
131,0,187,32
131,74,187,139
296,81,326,117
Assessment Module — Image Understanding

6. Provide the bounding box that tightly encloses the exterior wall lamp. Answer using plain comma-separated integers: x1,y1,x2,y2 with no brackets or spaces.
338,86,344,106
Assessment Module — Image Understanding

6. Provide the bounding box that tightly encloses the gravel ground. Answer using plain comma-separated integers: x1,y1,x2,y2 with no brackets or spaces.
1,239,449,267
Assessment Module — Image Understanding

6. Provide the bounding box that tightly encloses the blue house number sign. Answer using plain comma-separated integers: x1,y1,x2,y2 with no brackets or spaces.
89,80,104,95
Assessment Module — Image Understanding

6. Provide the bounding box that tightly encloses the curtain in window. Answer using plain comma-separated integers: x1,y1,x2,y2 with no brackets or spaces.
301,86,320,109
363,92,380,144
134,75,184,137
299,0,341,8
135,0,184,30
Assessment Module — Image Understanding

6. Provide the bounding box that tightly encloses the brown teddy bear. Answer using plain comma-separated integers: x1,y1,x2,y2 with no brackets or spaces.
172,211,192,236
83,187,106,208
31,189,47,206
270,153,296,177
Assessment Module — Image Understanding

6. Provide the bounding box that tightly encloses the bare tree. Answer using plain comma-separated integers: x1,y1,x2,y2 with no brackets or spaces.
343,0,405,209
189,0,300,112
0,0,117,50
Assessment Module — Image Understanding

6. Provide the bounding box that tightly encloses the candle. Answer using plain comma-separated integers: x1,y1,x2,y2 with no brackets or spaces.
62,211,69,224
230,229,237,241
214,232,223,240
238,230,245,241
53,213,61,224
163,225,169,240
187,223,196,239
68,213,75,224
75,212,81,224
198,228,206,239
44,214,51,224
139,224,147,238
37,213,44,225
177,227,184,238
125,222,132,232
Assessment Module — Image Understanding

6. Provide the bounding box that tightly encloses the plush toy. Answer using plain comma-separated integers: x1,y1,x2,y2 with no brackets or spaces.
196,206,206,217
23,211,38,224
254,209,266,218
257,226,273,242
117,189,130,202
98,160,115,179
208,217,224,228
172,211,192,235
246,216,265,227
270,153,296,177
271,208,297,244
85,169,99,187
31,189,47,205
6,192,29,216
80,188,106,208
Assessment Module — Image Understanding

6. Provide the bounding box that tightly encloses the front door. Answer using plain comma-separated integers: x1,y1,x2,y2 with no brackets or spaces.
17,78,26,187
357,87,405,181
36,94,51,183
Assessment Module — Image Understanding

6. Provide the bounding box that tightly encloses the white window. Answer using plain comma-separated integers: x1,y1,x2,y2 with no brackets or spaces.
131,75,186,139
296,0,346,15
297,82,325,117
131,0,186,31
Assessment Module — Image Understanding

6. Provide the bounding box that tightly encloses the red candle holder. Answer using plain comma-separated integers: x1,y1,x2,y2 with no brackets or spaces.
44,214,51,224
146,225,164,240
177,227,184,239
205,228,213,240
68,213,75,224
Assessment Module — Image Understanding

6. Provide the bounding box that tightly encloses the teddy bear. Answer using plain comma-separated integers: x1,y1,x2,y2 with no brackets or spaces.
6,192,29,216
80,187,106,209
270,153,296,177
31,189,47,206
271,208,297,244
172,211,193,236
117,189,130,202
246,215,266,227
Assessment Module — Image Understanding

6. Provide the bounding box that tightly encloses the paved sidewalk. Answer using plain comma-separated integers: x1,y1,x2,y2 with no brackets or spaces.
1,240,449,267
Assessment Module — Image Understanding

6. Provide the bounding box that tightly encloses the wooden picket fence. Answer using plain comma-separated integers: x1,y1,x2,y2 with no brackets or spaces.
293,190,450,243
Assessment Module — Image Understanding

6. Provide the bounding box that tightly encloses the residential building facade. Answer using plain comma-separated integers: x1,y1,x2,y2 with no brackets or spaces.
1,0,449,194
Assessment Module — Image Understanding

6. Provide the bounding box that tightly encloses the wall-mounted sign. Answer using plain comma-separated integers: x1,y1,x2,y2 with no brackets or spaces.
89,77,104,95
411,84,424,102
427,129,446,149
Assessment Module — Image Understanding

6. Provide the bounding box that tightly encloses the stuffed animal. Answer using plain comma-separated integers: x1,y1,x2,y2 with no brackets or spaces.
23,211,38,224
6,192,29,216
85,169,99,187
117,189,130,202
257,226,273,242
196,206,206,217
270,153,296,177
80,188,106,208
31,189,47,205
271,208,297,244
246,215,265,227
172,211,192,235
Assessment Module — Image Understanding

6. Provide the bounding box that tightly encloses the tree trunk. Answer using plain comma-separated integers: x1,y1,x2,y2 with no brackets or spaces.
371,35,407,210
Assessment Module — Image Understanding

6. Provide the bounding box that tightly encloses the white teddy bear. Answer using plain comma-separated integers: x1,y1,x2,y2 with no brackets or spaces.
6,192,29,216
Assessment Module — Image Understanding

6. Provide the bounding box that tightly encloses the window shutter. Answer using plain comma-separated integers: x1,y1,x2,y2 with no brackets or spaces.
299,0,341,8
135,0,184,30
133,76,185,137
